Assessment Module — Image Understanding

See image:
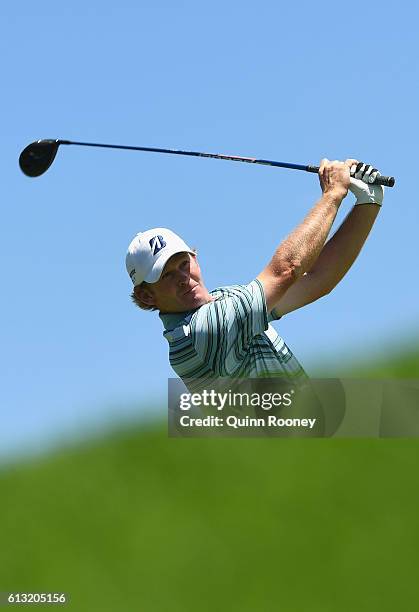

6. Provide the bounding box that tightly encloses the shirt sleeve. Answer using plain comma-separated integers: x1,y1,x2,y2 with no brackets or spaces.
189,279,270,374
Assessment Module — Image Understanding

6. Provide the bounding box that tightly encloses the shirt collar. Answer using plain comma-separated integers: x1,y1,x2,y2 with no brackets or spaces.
159,310,194,332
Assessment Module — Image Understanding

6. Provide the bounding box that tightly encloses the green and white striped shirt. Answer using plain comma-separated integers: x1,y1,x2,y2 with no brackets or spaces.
160,279,307,393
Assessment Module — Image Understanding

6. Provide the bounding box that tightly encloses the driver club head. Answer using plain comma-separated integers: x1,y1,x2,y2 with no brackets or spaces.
19,139,61,177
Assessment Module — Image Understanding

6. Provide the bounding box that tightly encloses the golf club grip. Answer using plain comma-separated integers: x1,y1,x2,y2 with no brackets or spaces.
306,165,395,187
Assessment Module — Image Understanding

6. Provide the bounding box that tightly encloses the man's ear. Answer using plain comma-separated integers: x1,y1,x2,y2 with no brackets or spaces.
135,284,157,308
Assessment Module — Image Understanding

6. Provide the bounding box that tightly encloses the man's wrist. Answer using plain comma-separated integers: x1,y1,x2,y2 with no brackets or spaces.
322,189,347,206
355,200,382,207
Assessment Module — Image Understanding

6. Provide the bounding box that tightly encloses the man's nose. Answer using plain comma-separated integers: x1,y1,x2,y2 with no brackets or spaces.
177,270,189,284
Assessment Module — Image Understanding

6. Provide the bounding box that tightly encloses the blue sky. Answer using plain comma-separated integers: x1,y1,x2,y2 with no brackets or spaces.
1,1,418,459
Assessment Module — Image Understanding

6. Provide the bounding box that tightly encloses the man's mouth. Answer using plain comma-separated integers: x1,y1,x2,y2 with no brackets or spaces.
182,285,197,296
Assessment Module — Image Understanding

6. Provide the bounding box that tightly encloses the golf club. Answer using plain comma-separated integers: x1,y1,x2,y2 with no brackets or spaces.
19,139,396,187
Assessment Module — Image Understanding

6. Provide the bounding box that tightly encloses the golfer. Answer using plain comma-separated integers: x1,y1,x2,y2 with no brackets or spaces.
126,159,383,393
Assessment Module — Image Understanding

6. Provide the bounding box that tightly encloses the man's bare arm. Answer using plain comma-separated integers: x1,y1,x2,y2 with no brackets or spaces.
272,202,380,316
257,159,352,312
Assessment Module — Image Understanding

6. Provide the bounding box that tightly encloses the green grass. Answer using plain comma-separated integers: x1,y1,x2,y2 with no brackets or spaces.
348,344,419,377
1,350,419,611
312,339,419,378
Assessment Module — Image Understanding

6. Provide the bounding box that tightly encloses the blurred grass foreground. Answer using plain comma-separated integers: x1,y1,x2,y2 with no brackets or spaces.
1,347,419,611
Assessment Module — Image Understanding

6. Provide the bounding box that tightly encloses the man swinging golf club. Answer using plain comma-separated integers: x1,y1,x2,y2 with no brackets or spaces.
126,158,384,394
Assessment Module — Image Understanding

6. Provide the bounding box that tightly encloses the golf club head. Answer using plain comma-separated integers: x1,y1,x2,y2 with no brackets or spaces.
19,139,61,177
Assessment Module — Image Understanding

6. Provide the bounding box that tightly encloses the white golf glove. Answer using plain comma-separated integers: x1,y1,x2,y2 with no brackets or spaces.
349,162,384,206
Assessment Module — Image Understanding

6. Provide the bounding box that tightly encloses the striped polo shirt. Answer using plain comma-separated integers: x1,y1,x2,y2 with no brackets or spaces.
160,279,307,393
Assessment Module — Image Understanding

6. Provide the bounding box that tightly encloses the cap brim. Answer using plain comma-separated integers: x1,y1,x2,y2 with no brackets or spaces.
144,248,195,284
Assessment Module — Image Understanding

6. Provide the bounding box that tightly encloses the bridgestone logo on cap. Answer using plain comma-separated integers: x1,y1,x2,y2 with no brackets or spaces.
149,235,167,256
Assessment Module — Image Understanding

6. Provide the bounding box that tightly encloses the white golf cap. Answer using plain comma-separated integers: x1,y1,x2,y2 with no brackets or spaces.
125,227,194,286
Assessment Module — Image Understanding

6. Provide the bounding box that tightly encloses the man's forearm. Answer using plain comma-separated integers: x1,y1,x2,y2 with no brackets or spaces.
268,191,344,279
309,203,380,292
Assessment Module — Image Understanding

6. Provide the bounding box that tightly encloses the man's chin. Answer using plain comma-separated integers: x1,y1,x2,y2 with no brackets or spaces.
181,287,208,308
160,292,209,314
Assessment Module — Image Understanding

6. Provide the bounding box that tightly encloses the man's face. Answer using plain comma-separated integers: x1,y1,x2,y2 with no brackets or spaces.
137,252,212,313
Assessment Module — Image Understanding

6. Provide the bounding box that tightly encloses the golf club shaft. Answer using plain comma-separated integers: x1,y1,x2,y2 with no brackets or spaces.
57,140,395,187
